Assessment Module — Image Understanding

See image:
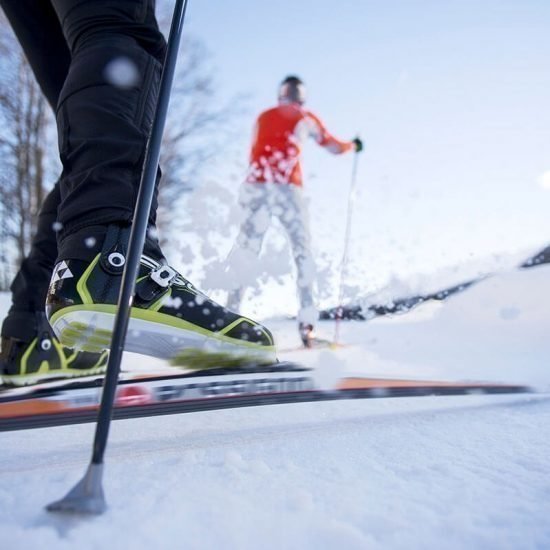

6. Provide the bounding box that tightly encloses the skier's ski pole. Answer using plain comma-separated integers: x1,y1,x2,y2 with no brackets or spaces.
46,0,190,516
333,150,360,345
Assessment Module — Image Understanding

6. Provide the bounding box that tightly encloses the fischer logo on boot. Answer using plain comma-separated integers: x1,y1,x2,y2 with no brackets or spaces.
51,260,74,284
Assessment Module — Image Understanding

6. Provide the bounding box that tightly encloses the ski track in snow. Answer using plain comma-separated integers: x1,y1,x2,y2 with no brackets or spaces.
1,265,549,549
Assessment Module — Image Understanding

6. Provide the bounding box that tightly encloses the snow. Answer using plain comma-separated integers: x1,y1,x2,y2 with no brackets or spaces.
1,264,549,549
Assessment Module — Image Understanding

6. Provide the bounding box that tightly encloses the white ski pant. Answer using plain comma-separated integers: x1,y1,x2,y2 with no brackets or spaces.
226,183,316,322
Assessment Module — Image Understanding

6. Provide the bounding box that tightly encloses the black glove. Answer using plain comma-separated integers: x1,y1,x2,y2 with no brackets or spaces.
352,137,363,153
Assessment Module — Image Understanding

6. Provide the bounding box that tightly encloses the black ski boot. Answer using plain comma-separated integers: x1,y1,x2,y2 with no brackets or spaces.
1,314,108,386
46,224,277,364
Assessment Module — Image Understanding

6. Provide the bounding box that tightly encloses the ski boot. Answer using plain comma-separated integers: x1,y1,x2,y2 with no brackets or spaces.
1,314,108,386
46,224,277,365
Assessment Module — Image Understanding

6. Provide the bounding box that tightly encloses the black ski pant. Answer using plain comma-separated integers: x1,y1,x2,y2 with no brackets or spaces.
0,0,166,341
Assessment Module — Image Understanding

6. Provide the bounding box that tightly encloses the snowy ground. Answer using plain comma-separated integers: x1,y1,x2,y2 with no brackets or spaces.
1,264,549,549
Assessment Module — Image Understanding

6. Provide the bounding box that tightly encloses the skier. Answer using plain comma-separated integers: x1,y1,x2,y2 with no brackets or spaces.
226,75,363,347
0,0,275,386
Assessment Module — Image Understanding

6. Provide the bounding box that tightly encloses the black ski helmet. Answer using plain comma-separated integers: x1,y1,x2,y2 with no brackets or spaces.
278,75,306,105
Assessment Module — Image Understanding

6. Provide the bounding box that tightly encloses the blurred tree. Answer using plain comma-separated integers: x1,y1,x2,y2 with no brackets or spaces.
0,16,51,289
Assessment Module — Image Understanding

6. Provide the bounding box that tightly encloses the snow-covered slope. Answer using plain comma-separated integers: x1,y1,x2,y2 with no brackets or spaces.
0,264,549,549
278,264,550,388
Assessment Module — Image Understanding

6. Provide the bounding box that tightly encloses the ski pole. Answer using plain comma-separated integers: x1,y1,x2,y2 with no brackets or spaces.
46,0,190,516
333,150,360,345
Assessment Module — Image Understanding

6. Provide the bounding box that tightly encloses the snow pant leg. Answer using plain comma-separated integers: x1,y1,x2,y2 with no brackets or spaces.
226,185,271,311
0,0,70,110
1,184,61,341
50,0,167,241
275,186,316,323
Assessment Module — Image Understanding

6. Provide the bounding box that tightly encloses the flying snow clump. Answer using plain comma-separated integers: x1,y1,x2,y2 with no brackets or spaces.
104,56,140,89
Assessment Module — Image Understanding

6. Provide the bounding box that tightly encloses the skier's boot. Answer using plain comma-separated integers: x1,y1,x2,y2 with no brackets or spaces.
1,313,108,386
46,225,276,365
298,323,314,348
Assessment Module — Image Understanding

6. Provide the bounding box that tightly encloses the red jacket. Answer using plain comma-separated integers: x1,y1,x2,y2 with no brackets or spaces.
247,103,354,186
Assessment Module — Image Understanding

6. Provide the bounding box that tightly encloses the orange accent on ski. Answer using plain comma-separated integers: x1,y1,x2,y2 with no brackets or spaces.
336,377,511,390
0,400,67,417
